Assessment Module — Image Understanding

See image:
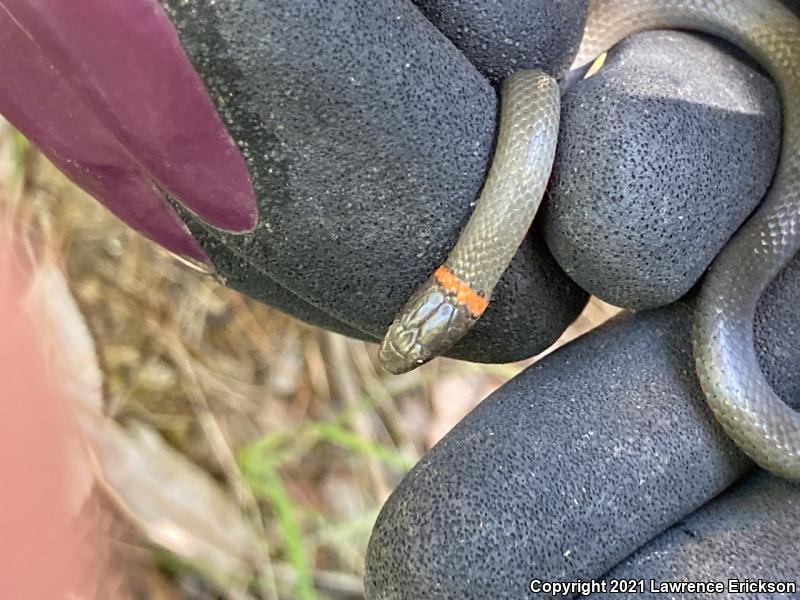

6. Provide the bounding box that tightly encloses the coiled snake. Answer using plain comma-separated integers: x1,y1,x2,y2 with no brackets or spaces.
379,0,800,480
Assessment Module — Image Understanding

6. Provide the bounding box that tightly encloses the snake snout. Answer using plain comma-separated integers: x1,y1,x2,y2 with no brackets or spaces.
379,278,479,373
378,334,422,375
379,311,440,374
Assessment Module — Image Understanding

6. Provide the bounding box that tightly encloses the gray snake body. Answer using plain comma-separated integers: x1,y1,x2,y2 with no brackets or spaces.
379,0,800,479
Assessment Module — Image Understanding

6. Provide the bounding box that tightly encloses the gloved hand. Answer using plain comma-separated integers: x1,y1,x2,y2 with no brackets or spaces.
365,250,800,599
1,0,783,364
2,2,797,597
160,0,783,365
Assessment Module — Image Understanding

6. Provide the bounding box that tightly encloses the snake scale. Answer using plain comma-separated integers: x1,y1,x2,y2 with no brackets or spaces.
379,0,800,480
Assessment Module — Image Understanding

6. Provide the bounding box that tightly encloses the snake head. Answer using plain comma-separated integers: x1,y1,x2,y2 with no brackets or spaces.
379,275,480,374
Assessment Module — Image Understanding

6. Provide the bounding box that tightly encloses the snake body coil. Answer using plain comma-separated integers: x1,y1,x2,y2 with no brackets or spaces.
379,0,800,480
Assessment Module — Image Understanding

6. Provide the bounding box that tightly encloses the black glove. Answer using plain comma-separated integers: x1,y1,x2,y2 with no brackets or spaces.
2,2,797,598
365,251,800,599
162,0,781,364
1,0,783,364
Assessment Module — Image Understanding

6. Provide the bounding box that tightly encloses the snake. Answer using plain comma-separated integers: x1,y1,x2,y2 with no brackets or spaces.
378,0,800,480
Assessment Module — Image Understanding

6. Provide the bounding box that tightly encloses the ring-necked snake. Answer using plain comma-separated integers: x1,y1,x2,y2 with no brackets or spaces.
379,0,800,480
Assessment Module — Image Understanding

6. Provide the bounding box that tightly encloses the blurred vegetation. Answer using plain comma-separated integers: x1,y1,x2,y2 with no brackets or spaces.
0,121,618,599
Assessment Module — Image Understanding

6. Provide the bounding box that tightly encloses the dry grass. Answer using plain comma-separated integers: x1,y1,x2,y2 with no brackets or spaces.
0,120,620,599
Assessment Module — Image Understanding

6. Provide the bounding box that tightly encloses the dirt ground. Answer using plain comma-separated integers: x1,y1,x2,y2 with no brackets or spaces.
0,121,619,599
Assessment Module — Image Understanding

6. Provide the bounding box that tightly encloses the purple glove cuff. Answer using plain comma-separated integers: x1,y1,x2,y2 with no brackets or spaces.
0,0,257,262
